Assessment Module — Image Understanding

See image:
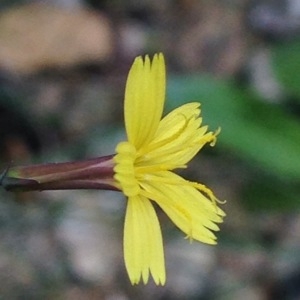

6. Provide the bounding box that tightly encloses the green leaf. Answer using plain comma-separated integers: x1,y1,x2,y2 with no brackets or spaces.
241,172,300,211
272,39,300,98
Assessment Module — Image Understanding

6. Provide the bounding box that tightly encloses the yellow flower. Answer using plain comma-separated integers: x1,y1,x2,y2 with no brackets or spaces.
113,53,225,285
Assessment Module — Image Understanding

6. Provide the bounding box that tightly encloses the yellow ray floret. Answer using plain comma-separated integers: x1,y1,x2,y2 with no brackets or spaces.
125,53,166,149
114,53,225,285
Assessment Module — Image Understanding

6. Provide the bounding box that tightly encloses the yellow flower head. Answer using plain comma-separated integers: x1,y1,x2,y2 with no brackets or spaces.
114,53,225,285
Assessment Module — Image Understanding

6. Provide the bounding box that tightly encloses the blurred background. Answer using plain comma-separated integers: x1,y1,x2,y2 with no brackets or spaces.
0,0,300,299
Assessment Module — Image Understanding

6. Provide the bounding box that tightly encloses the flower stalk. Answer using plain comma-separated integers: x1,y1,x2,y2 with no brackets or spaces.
1,155,118,192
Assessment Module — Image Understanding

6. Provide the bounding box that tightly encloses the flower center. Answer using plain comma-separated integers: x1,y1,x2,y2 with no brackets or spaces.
114,141,140,197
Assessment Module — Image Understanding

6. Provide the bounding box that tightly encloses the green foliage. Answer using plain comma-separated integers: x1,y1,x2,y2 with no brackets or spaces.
241,172,300,211
272,39,300,98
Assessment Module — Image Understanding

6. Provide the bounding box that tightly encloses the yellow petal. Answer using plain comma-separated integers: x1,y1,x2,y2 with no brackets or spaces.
124,53,166,149
136,103,217,167
140,172,224,244
154,102,201,142
124,195,166,285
